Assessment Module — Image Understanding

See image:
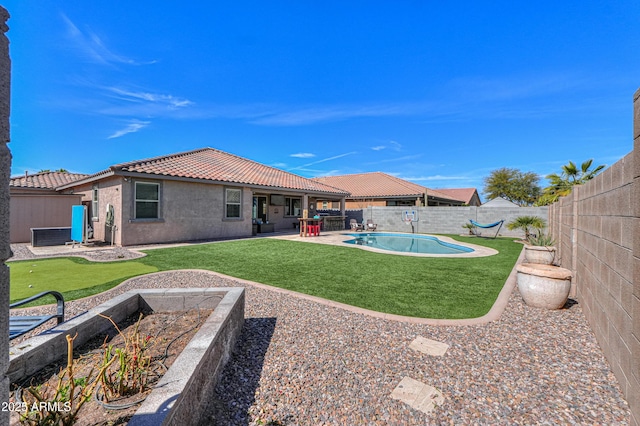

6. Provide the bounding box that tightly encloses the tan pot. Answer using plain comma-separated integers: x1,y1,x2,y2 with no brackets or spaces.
516,263,572,309
524,245,556,265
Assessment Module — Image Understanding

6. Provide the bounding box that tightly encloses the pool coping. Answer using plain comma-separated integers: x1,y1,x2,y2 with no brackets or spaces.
268,231,498,258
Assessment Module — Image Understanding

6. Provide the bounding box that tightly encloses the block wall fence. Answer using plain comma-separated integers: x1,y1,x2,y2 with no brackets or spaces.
548,89,640,425
0,6,10,425
362,205,548,237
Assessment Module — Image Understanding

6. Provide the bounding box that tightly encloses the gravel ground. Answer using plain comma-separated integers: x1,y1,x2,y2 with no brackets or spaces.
9,243,144,262
9,246,631,425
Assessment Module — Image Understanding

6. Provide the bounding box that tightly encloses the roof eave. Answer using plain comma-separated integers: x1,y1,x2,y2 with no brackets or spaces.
61,170,349,197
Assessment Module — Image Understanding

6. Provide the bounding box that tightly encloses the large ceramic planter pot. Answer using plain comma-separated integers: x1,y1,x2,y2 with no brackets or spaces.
524,245,557,265
516,263,572,309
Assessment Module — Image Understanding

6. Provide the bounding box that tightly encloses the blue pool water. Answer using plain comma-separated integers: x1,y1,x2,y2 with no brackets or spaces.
344,233,474,254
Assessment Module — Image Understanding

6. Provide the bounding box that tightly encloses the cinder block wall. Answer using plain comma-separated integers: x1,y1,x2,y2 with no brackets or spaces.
0,6,10,425
364,205,548,237
549,89,640,426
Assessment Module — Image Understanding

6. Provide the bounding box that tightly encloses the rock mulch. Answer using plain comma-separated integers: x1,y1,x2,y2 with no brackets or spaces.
9,243,144,262
8,248,631,425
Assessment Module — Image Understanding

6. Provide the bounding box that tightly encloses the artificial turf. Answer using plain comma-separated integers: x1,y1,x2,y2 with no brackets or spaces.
9,235,522,319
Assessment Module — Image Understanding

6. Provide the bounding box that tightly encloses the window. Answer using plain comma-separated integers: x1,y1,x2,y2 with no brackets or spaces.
135,182,160,219
284,197,301,217
225,188,242,219
91,185,99,220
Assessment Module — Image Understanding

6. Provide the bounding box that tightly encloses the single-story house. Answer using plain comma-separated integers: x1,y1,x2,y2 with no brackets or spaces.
432,188,481,206
312,172,471,208
14,148,349,246
9,171,89,243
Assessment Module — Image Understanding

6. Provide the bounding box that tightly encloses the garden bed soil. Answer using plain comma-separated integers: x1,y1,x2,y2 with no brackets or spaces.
9,308,212,426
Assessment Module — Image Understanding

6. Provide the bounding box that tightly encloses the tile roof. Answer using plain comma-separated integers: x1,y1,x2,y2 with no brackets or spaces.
100,148,348,195
434,188,478,204
312,172,460,201
313,172,426,198
9,171,89,190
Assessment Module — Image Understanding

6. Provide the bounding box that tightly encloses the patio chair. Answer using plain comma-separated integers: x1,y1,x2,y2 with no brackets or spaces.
10,291,65,340
469,219,504,239
366,219,377,231
350,219,364,232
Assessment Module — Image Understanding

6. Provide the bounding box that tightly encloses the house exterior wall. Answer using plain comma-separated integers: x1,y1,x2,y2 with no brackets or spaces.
548,89,640,426
70,176,340,245
0,7,10,423
468,193,482,206
118,179,253,246
9,194,82,243
71,176,123,244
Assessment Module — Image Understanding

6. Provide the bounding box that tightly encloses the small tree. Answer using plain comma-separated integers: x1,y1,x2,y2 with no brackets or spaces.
483,168,541,206
507,216,546,240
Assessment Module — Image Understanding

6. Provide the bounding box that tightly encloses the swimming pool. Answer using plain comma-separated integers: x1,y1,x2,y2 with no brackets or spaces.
344,233,474,254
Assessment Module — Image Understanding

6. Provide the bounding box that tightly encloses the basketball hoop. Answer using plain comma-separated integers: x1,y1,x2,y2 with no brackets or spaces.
402,210,416,224
402,210,418,233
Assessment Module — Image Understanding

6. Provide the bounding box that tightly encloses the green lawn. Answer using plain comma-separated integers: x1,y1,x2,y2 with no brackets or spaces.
10,236,522,319
9,258,158,305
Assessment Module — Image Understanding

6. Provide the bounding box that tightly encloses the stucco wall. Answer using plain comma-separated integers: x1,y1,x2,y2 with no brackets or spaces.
0,6,10,424
548,90,640,426
9,194,82,242
119,179,254,246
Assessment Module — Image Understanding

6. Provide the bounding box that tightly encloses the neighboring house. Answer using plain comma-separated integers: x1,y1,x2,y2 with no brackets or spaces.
481,196,520,208
312,172,467,208
54,148,349,246
9,171,89,243
434,188,481,207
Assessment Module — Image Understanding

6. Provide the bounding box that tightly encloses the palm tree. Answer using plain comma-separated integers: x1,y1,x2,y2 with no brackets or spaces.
507,216,546,240
538,159,605,205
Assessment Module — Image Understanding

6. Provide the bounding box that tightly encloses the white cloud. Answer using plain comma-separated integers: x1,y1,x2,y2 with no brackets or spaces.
290,153,315,159
289,152,358,171
389,140,402,151
371,145,386,151
107,120,151,139
249,104,409,126
106,87,193,110
61,13,155,66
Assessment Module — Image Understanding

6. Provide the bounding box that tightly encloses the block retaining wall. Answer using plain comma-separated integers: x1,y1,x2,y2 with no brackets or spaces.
548,89,640,425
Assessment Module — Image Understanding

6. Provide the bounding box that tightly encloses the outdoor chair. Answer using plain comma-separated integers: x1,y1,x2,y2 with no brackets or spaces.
10,291,65,340
366,219,377,231
350,219,364,231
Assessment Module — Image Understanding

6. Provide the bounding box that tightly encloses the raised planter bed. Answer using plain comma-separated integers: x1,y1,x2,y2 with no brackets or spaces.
9,287,245,425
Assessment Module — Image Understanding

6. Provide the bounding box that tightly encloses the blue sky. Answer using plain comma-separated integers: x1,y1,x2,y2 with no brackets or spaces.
4,1,639,198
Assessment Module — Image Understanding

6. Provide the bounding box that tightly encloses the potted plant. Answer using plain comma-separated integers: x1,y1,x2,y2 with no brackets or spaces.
523,232,557,265
508,216,571,309
507,216,556,265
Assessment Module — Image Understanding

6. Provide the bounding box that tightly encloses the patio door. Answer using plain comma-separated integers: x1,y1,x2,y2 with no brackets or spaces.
253,196,267,222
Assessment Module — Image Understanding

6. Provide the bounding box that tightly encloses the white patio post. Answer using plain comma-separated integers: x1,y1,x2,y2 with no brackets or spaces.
302,194,309,218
